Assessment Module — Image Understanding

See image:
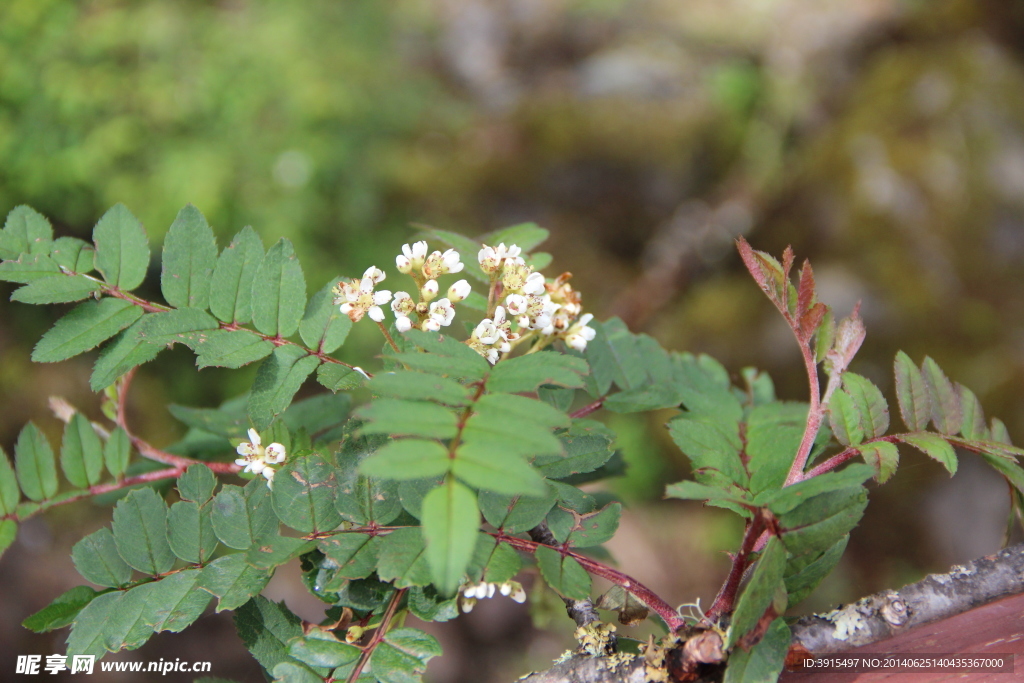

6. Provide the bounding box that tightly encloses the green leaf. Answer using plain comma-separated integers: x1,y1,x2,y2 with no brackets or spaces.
367,371,472,407
193,329,274,369
90,320,163,391
746,403,807,494
359,439,451,481
370,628,442,683
138,569,211,632
0,518,15,560
249,346,321,431
60,413,105,488
0,447,20,515
247,534,317,570
422,480,479,595
727,537,788,649
893,351,931,431
234,596,305,674
779,487,868,557
399,329,491,380
452,444,547,495
288,631,361,669
333,432,403,525
357,399,459,440
483,222,549,252
583,318,647,395
72,527,133,587
474,538,523,584
160,204,218,310
535,545,591,600
1,205,53,259
463,393,569,457
167,500,219,564
377,526,434,588
32,298,144,363
251,238,307,338
0,252,60,283
111,488,176,575
723,618,790,683
958,384,988,440
827,390,864,446
922,356,962,435
535,424,614,480
168,398,249,440
897,433,957,476
978,451,1024,495
759,464,873,514
479,488,557,533
316,363,365,392
199,553,273,612
211,482,278,550
11,275,101,304
210,226,264,324
299,278,352,353
407,586,460,623
674,353,744,419
178,463,218,503
856,441,900,483
415,226,487,283
668,416,747,488
92,203,149,291
103,427,131,478
22,585,101,634
319,534,383,584
14,422,58,501
565,503,621,548
272,453,342,534
842,373,889,439
665,480,750,506
486,352,588,394
50,236,95,273
785,536,848,606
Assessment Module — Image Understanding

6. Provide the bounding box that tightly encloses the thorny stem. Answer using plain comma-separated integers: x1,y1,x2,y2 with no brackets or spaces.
347,588,408,683
376,320,401,353
705,512,768,621
492,531,685,631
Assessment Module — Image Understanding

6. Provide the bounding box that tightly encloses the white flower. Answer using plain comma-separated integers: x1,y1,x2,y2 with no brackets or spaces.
234,428,287,489
421,279,439,302
459,581,526,612
428,298,456,327
395,315,413,332
403,241,428,264
447,279,471,303
421,318,441,332
396,254,412,274
441,248,464,273
391,291,415,315
334,270,392,323
479,243,521,275
522,272,546,296
564,313,597,351
505,293,528,316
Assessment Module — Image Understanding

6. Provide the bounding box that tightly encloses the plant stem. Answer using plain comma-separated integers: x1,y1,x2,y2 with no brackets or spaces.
570,398,605,419
492,532,685,631
705,513,767,621
347,588,407,683
376,320,401,353
784,334,823,486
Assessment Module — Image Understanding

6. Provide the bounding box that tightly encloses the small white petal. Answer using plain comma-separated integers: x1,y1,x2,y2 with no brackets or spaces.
265,444,287,463
373,290,393,306
421,280,438,301
395,315,412,332
499,583,512,596
237,443,257,457
368,306,385,322
461,598,476,613
340,302,354,315
421,318,441,332
353,366,371,380
486,583,496,598
234,458,249,468
396,255,411,273
248,429,261,446
512,587,527,603
447,279,471,302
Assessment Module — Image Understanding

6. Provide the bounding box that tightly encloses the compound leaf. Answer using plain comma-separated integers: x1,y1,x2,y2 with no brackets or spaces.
843,373,889,438
922,356,961,435
486,352,588,394
161,204,218,310
251,238,306,338
898,433,957,476
421,480,478,596
211,481,277,550
248,346,320,431
210,226,264,324
11,275,101,304
199,553,272,612
359,439,451,481
111,488,175,575
60,413,104,488
72,528,133,588
298,278,351,353
32,298,143,363
92,203,149,291
194,329,275,369
14,422,58,502
272,453,341,534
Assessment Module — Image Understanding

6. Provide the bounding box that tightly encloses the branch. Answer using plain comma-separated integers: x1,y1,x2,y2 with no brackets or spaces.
790,541,1024,654
347,588,408,683
492,532,685,631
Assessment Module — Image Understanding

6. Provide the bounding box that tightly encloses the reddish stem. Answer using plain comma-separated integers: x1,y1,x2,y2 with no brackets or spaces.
784,337,822,486
570,398,605,419
705,513,767,621
347,588,408,683
492,531,685,631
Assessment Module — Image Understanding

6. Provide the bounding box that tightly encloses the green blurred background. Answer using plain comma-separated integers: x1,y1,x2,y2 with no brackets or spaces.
3,0,1024,680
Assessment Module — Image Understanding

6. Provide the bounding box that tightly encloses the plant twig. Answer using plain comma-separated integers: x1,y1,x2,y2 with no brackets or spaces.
347,588,408,683
570,398,605,419
705,512,767,621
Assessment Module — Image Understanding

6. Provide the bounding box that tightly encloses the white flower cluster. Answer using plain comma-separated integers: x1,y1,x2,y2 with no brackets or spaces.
392,241,472,332
459,580,527,613
234,428,286,488
468,244,597,363
333,266,392,323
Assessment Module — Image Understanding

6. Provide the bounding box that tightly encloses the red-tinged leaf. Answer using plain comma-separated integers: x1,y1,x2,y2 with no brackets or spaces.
990,418,1012,445
842,373,889,438
922,357,961,435
799,303,828,345
781,246,795,281
856,441,899,483
796,260,814,317
814,309,836,364
899,433,957,476
957,384,988,441
826,304,865,375
736,238,786,311
893,351,931,431
828,391,864,446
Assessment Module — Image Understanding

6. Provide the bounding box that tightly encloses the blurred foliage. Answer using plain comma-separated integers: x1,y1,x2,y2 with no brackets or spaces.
5,0,1024,680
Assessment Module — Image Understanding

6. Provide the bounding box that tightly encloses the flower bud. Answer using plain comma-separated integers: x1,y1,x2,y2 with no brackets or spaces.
421,279,439,301
447,279,471,302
